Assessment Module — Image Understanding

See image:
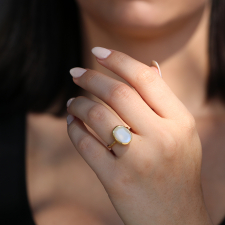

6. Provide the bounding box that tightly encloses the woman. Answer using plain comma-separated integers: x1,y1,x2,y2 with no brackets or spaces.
1,0,225,224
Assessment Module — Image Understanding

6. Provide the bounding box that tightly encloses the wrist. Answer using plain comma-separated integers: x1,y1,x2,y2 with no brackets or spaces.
176,199,213,225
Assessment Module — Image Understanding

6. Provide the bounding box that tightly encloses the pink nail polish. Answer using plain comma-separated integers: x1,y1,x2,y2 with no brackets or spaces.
67,98,75,107
151,60,162,78
91,47,112,59
67,114,74,125
70,67,87,78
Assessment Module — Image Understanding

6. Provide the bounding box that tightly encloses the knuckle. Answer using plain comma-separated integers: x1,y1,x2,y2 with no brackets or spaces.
165,136,178,159
85,70,98,86
160,129,179,160
87,104,106,123
136,67,157,84
166,132,178,151
77,135,92,152
160,116,197,161
67,122,78,136
184,115,196,132
113,52,127,67
108,83,130,103
179,114,196,137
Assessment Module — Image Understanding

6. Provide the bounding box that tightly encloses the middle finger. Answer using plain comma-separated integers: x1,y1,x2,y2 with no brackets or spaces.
70,68,159,134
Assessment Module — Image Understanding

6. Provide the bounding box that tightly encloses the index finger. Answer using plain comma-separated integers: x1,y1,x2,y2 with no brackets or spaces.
92,47,189,120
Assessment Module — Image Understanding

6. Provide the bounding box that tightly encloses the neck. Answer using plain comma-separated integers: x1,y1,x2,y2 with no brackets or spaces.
79,2,223,118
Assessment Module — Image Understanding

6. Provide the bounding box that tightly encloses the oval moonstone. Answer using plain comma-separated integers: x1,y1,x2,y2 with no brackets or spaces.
113,126,132,145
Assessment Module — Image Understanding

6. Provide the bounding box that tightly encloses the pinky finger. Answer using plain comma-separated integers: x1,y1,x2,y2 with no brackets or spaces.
67,115,115,180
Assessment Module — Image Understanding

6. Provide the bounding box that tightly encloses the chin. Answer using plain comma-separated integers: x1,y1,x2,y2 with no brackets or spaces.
100,1,163,28
79,0,208,39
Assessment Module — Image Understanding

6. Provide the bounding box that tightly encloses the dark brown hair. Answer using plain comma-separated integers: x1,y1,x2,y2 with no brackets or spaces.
207,0,225,103
0,0,83,117
0,0,224,117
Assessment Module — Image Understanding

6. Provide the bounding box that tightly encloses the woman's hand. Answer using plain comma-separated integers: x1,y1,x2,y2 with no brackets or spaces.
67,47,212,225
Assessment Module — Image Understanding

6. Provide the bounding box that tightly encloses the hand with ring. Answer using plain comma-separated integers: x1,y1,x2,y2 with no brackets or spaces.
67,47,212,225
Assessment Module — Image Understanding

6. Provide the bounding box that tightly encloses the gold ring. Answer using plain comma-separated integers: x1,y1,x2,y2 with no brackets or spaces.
107,125,132,150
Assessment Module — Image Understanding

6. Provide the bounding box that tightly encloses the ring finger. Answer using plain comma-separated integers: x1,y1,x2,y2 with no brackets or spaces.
67,96,137,157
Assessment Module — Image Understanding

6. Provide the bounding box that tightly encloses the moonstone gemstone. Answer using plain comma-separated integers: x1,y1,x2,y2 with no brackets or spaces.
113,126,132,144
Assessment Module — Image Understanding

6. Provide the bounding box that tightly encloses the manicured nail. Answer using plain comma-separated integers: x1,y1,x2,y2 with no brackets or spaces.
67,114,74,125
91,47,112,59
67,98,75,107
151,60,162,78
70,67,87,78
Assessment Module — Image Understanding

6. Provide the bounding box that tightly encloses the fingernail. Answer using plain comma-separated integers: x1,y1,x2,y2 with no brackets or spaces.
67,98,75,107
70,67,87,78
67,114,74,125
91,47,112,59
151,60,162,78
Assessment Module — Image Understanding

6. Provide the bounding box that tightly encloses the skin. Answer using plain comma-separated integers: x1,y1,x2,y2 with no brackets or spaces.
76,0,207,39
67,49,212,225
26,0,225,224
79,0,212,118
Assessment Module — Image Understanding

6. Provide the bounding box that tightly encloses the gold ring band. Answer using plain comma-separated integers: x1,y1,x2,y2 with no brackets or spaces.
107,140,117,149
